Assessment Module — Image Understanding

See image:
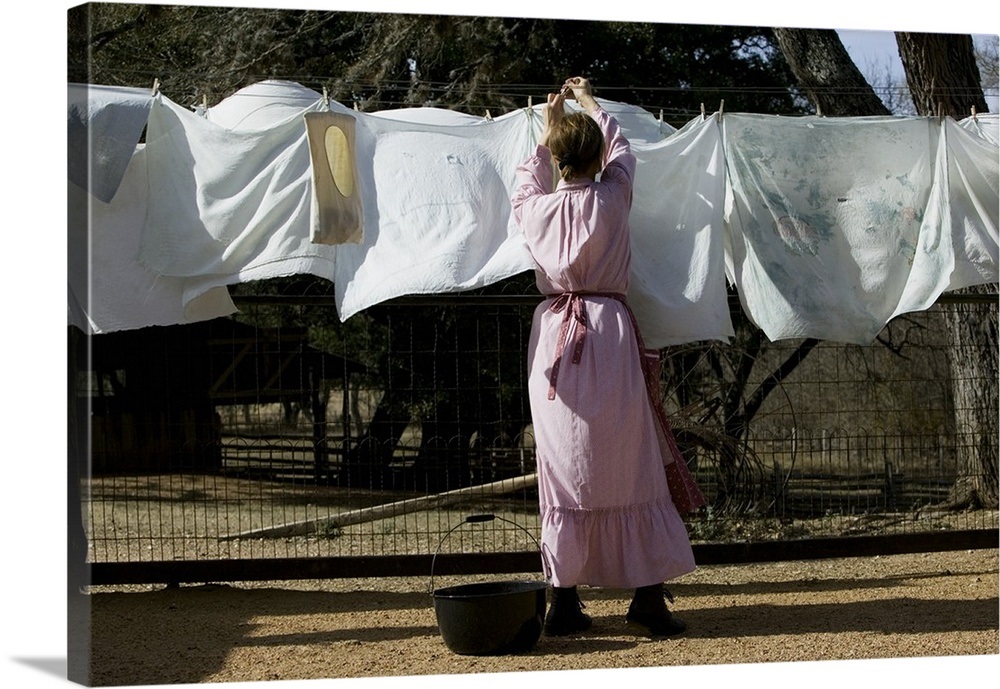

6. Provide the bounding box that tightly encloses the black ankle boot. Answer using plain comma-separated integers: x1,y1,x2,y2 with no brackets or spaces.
543,586,592,636
625,583,686,637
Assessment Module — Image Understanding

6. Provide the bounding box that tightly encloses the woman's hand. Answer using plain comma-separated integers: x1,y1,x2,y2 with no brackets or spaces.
563,76,598,114
540,89,567,147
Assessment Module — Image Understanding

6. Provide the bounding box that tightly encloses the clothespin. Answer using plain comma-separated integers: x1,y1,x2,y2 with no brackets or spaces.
700,103,706,120
151,78,160,97
971,105,978,121
816,103,823,117
658,109,664,124
322,86,330,108
353,102,359,111
485,110,493,122
201,94,208,110
937,102,944,124
528,96,533,109
716,99,725,123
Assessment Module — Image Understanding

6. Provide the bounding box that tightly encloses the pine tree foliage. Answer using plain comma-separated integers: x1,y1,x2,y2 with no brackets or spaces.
69,5,804,124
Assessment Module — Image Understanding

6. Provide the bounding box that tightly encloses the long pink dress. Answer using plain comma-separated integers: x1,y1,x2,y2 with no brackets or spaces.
512,107,699,589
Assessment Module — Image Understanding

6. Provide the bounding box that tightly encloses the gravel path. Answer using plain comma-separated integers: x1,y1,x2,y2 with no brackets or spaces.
82,548,998,686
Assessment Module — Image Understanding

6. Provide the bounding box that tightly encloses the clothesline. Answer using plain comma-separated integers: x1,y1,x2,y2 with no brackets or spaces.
151,78,994,125
108,72,986,115
67,80,998,347
107,71,993,98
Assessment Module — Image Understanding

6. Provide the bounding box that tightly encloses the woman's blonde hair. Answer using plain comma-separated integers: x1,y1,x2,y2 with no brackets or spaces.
548,112,604,181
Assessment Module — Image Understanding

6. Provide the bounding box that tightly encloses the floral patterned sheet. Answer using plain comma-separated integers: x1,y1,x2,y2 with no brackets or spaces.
723,113,997,344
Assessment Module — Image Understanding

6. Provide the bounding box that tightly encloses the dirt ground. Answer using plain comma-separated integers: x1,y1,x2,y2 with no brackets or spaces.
81,548,998,686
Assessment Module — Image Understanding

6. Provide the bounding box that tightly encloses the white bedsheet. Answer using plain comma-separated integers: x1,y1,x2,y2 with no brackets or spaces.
723,113,997,344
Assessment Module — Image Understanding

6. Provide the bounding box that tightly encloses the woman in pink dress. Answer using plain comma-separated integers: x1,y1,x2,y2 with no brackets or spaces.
511,77,704,637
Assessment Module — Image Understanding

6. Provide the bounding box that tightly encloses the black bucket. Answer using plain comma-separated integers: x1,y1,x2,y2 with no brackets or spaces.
430,515,548,656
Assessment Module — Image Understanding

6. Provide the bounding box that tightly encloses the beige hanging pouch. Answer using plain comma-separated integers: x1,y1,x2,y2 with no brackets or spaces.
305,111,364,245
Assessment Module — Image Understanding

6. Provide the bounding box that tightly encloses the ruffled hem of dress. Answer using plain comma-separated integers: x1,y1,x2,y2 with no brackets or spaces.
539,496,696,588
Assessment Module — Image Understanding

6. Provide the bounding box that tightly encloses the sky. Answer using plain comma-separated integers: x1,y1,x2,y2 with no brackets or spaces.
837,28,1000,113
1,3,997,689
838,29,909,78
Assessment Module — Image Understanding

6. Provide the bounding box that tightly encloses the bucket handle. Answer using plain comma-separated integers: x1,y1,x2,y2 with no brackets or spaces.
429,514,546,594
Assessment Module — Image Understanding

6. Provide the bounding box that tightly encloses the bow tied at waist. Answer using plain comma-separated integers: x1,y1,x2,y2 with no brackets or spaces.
546,292,627,400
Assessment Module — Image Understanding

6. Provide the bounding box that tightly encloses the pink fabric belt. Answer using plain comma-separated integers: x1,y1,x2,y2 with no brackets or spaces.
545,291,627,401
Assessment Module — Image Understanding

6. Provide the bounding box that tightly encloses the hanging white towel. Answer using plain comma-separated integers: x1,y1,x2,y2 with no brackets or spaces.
564,97,676,144
959,112,999,146
139,89,333,280
68,145,237,334
330,103,535,320
67,83,152,203
628,115,735,347
943,117,1000,292
203,79,324,130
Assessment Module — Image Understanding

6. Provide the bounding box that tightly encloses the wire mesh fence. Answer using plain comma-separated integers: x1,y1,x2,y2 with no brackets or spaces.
73,280,998,579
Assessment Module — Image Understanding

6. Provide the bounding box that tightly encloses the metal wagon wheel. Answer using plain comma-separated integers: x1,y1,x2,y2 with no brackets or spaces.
658,338,800,515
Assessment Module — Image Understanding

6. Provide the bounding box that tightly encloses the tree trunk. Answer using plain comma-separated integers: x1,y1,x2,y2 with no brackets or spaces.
772,28,891,116
940,287,999,509
895,32,990,118
894,33,997,509
342,387,410,489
